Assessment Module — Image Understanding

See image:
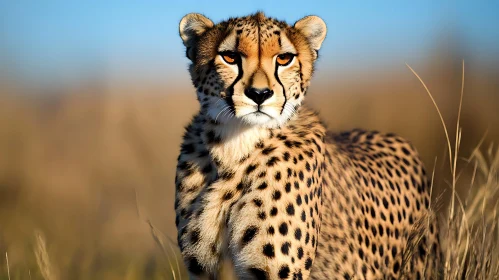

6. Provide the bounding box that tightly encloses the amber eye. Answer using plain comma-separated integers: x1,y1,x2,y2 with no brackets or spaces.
220,52,240,65
276,53,295,66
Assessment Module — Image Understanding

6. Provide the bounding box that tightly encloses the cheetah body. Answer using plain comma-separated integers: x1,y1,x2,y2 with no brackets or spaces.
175,12,439,280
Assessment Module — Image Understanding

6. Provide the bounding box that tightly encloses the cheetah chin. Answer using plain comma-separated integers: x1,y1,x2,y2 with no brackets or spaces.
175,12,441,280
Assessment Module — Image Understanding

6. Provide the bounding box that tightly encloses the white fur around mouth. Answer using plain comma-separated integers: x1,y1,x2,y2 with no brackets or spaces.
240,110,274,125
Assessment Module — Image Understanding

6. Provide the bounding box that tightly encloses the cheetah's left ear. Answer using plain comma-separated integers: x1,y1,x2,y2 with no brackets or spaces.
294,16,327,52
179,13,214,47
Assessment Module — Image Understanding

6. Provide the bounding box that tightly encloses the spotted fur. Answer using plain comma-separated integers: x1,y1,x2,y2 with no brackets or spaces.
175,12,440,280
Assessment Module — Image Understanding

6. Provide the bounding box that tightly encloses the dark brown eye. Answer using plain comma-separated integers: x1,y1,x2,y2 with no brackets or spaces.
220,52,240,64
276,53,295,66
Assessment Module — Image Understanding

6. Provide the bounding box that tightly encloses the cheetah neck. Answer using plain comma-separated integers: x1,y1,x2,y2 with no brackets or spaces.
203,117,271,165
200,107,321,167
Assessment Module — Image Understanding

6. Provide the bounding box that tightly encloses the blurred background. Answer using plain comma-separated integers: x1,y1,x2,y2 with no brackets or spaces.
1,1,498,279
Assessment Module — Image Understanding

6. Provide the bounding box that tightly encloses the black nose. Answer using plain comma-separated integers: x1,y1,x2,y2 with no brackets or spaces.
244,87,274,105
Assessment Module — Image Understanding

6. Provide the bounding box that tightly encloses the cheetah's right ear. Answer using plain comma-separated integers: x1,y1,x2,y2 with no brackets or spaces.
179,13,214,48
294,16,327,53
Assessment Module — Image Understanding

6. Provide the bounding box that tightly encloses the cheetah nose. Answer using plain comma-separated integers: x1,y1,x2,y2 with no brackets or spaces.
244,87,274,105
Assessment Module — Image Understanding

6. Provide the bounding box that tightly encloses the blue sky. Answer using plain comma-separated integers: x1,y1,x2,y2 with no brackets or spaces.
1,1,498,86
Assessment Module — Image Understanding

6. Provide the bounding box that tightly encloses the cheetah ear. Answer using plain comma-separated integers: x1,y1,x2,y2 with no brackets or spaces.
179,13,214,47
294,16,327,52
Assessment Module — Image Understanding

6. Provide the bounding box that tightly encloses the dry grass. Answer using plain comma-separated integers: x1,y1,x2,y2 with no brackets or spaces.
5,252,11,280
439,146,499,280
400,62,499,279
34,231,57,280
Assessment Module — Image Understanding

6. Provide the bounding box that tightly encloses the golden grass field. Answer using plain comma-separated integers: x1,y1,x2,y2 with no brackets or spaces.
0,58,498,279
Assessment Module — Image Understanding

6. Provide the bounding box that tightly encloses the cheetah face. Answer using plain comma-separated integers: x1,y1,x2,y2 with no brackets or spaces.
179,13,326,128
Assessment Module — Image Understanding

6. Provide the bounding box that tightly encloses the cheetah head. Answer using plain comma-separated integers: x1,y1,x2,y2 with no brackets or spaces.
179,12,326,128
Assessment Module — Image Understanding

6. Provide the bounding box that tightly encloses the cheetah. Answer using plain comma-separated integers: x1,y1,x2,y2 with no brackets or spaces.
174,12,440,280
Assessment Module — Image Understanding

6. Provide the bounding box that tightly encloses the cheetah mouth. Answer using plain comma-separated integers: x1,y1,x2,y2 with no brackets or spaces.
241,109,273,119
253,110,272,117
237,107,276,125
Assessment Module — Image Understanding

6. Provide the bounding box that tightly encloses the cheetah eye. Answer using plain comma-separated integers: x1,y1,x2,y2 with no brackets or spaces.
220,52,240,65
276,53,295,66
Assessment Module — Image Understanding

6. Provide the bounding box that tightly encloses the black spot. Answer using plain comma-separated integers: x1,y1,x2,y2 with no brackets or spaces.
258,182,268,190
253,198,263,207
255,141,264,149
268,226,275,235
286,204,295,215
293,270,303,280
277,133,287,140
370,206,376,218
219,170,235,180
270,207,278,216
187,257,203,275
267,156,279,166
275,171,282,181
418,243,426,256
392,246,397,258
242,226,258,246
222,191,234,200
191,229,200,244
281,242,290,255
305,162,311,171
294,228,302,240
404,196,410,207
358,248,364,259
249,267,268,280
279,222,288,235
206,130,221,144
246,164,258,174
273,190,282,200
278,265,290,279
263,243,275,258
393,261,400,274
305,257,313,270
262,146,276,155
296,195,302,205
297,247,304,259
202,164,213,174
283,152,290,161
382,197,389,208
258,211,266,220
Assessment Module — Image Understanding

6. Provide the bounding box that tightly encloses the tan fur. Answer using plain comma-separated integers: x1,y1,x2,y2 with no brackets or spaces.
175,12,440,280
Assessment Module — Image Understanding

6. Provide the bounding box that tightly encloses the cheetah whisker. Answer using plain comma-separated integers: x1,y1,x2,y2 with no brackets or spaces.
215,106,231,123
214,98,226,107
